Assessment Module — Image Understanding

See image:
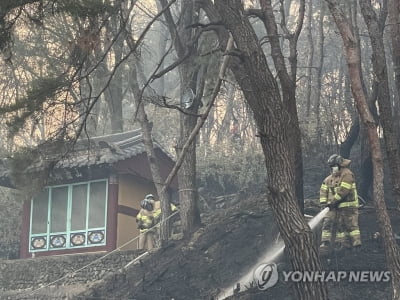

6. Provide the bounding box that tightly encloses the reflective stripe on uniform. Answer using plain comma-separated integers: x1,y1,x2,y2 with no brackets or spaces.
322,231,331,238
338,192,358,208
320,197,327,203
340,182,352,189
336,232,345,238
338,182,359,208
334,194,341,201
349,229,360,236
137,215,154,228
338,201,358,208
321,184,328,191
153,209,161,219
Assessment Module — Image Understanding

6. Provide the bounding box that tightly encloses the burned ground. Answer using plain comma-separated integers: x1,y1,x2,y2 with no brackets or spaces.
77,195,400,300
79,194,279,299
227,206,397,300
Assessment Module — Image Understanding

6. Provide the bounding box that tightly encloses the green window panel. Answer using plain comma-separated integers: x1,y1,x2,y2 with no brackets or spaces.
31,190,49,234
29,179,108,252
50,186,68,233
71,184,88,231
88,181,107,228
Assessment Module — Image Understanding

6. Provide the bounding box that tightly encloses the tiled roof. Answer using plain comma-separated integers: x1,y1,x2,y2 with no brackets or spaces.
56,129,171,169
0,129,174,186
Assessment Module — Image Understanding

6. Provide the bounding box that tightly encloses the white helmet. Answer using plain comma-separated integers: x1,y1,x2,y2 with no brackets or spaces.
145,194,155,200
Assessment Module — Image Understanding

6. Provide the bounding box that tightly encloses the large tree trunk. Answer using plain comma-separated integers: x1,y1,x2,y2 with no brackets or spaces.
359,0,400,208
176,0,202,237
359,132,373,200
388,0,400,101
104,15,124,133
130,64,173,243
158,0,202,237
216,82,236,144
259,0,305,213
305,0,314,119
313,2,325,143
325,1,400,298
339,116,359,158
203,1,328,298
155,1,168,96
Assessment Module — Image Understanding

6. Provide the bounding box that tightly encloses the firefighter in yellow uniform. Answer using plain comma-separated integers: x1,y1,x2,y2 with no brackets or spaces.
136,198,155,250
144,194,178,245
319,154,361,254
144,194,178,223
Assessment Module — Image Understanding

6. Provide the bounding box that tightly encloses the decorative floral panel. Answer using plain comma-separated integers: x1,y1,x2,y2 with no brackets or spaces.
88,230,105,244
29,179,108,253
30,236,47,250
70,233,86,246
50,235,67,248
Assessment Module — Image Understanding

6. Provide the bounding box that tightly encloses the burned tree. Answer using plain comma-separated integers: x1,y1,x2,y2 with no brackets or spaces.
325,0,400,298
201,0,328,298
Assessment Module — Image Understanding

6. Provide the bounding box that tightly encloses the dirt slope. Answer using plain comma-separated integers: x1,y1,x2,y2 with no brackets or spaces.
78,194,279,299
77,196,399,300
227,206,398,300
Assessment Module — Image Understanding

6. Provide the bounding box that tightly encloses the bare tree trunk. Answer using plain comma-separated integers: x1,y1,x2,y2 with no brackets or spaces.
313,2,325,143
203,1,328,298
202,100,215,145
259,0,305,213
217,82,235,143
305,0,314,119
359,0,400,208
339,116,359,158
347,0,374,201
388,0,400,100
158,0,203,237
104,15,124,133
176,1,202,237
130,64,173,243
155,1,168,96
359,130,373,200
326,1,400,298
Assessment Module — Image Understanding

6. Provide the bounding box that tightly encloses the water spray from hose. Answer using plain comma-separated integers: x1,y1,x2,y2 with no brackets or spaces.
217,207,330,299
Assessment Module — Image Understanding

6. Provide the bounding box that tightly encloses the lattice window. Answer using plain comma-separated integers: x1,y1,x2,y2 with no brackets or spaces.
29,179,108,253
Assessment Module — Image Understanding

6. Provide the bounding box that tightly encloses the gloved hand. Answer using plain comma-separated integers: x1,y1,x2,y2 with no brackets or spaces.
327,202,339,210
137,220,144,230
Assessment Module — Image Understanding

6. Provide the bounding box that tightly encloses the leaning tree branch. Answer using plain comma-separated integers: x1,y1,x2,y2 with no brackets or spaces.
379,0,388,30
152,50,192,80
293,0,306,41
126,24,203,119
158,0,185,57
153,22,221,80
279,0,291,37
157,97,203,117
186,21,223,29
160,34,234,193
244,8,265,19
73,0,177,142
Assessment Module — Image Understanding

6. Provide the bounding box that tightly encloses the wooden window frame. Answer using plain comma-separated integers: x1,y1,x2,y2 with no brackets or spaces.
29,179,108,253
